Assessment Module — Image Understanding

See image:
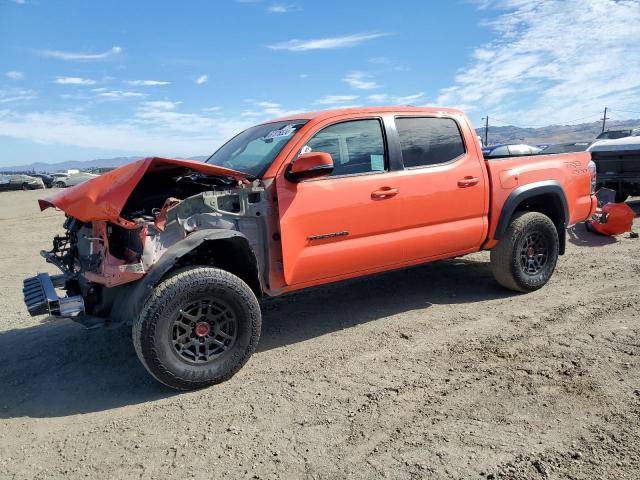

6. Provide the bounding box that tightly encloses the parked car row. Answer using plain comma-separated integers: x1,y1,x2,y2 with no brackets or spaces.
51,172,99,188
0,171,100,192
0,174,45,191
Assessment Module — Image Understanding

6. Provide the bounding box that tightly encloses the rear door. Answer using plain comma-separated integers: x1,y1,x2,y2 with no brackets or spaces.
275,117,405,286
392,115,489,261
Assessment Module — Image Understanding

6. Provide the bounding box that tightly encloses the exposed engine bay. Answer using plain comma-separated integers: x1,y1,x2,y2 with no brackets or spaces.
37,165,268,318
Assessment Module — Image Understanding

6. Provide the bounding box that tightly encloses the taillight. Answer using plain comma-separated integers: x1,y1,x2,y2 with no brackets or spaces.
588,160,597,194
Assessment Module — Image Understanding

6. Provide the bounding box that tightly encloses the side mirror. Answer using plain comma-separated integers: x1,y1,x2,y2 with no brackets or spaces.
285,152,333,183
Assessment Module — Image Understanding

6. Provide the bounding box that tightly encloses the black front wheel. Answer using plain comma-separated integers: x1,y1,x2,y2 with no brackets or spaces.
133,266,261,390
490,212,559,293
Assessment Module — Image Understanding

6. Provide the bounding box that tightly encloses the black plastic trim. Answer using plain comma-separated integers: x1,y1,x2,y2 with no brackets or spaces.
494,180,569,253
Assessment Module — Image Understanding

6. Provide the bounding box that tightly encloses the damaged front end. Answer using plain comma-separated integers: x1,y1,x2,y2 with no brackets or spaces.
24,157,268,321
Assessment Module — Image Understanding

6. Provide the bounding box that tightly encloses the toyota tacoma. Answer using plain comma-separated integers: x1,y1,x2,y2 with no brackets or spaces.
23,107,598,390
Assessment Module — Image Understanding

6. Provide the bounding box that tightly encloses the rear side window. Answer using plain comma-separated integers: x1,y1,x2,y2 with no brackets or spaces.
303,119,386,176
396,117,465,168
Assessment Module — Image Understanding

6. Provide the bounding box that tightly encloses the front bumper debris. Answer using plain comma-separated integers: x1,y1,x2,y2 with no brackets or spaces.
23,273,85,317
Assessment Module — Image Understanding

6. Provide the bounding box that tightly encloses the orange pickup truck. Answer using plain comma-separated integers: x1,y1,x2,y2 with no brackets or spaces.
24,107,597,390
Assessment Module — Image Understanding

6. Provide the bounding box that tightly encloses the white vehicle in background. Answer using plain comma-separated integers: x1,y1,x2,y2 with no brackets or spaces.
52,172,99,188
588,135,640,202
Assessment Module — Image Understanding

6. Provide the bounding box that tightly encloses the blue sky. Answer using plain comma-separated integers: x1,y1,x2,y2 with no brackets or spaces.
1,0,639,166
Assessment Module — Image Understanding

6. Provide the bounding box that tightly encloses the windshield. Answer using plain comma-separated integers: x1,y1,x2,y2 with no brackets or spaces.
206,120,307,177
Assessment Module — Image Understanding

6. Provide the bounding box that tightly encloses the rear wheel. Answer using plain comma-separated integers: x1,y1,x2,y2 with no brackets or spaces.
133,266,261,390
53,181,65,188
21,183,29,191
490,212,559,292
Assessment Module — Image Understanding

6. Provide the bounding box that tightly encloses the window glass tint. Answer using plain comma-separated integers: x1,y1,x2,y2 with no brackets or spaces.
302,119,386,176
396,117,465,167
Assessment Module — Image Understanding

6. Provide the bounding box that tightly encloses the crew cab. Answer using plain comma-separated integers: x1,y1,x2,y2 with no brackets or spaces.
23,107,597,390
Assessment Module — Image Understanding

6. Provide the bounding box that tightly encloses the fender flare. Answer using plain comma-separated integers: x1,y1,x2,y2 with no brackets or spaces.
109,229,259,323
494,180,569,253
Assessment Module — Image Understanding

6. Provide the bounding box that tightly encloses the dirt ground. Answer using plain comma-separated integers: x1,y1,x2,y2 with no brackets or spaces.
0,188,638,480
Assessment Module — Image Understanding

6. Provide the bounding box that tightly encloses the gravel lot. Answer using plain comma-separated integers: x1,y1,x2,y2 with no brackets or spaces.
0,189,638,480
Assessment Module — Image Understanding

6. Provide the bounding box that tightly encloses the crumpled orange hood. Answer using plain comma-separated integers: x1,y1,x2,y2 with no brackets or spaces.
39,157,249,225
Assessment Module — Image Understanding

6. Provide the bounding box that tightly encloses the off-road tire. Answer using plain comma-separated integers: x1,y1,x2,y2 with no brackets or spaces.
490,212,559,293
133,266,261,390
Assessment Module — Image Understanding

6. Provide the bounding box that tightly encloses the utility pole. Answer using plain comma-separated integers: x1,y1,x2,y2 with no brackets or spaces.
483,116,489,146
601,107,609,133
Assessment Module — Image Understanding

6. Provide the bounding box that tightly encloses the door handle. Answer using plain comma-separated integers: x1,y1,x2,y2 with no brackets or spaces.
371,187,399,199
457,176,479,188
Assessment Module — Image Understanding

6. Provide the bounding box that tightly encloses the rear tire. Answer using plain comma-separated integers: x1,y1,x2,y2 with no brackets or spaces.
133,266,261,390
490,212,559,293
53,181,65,188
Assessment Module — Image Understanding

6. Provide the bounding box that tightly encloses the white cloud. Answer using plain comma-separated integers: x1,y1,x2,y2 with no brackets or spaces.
12,0,26,4
96,90,146,100
268,32,391,51
196,74,208,85
0,88,36,104
5,71,24,80
392,92,425,105
54,76,96,85
142,100,182,110
343,72,379,90
202,106,222,112
240,99,303,118
0,108,250,157
255,101,280,108
127,80,171,86
367,94,388,102
438,0,640,125
267,3,300,13
299,73,309,79
37,46,122,61
315,95,359,105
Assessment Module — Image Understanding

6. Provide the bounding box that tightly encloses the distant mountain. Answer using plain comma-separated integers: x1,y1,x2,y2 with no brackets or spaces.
476,118,640,146
1,155,209,173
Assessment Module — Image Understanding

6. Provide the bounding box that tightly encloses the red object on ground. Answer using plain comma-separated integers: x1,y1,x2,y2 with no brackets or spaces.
588,202,635,236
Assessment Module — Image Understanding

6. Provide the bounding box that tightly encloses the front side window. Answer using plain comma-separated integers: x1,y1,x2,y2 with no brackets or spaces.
206,120,307,177
396,117,465,167
301,119,386,176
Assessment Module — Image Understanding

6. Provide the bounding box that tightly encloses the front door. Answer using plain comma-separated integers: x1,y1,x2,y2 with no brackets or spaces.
275,118,405,286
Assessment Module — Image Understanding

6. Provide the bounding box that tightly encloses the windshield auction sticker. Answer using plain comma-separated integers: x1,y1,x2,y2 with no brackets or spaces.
264,124,296,140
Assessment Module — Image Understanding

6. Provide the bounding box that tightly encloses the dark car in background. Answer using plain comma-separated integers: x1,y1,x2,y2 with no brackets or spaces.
29,173,54,188
482,144,542,157
595,128,640,140
541,141,592,154
0,174,45,191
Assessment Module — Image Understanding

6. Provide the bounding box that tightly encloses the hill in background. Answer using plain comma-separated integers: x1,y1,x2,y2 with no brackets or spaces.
476,118,640,145
3,118,640,173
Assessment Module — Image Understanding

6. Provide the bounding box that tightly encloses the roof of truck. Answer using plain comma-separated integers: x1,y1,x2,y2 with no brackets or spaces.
267,106,465,123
